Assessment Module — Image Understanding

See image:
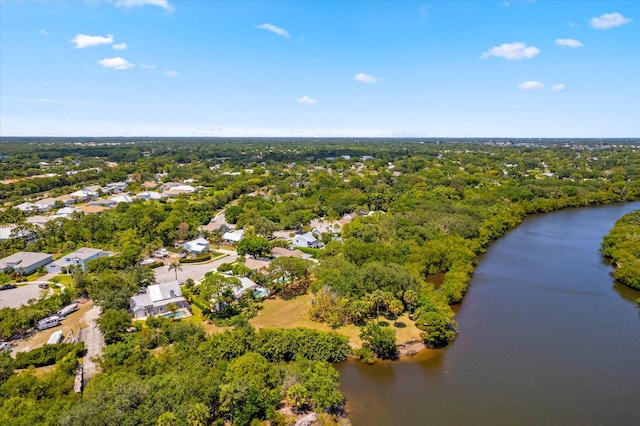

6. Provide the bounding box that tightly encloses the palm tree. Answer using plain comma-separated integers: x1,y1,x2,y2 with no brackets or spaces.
168,261,182,282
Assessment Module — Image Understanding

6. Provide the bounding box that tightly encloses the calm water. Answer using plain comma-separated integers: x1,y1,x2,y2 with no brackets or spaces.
339,202,640,426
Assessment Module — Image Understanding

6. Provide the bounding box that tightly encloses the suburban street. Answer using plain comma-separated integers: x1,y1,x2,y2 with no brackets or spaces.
153,249,238,284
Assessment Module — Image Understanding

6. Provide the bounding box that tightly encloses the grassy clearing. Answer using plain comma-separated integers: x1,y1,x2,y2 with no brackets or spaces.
248,293,423,347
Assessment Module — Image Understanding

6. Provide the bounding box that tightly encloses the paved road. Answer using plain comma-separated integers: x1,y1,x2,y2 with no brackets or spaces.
153,250,237,284
0,283,48,309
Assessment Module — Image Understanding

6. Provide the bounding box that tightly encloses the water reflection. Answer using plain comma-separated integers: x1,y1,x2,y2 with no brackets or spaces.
339,202,640,426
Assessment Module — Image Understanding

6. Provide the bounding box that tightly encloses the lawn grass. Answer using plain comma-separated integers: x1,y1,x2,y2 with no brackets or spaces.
51,275,74,286
248,293,423,347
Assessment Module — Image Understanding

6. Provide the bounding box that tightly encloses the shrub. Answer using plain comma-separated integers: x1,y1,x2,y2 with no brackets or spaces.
14,342,85,368
180,254,212,264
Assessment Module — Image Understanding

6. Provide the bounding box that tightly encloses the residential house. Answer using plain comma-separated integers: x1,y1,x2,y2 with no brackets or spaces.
54,207,81,219
89,198,117,208
130,281,191,319
54,194,76,206
26,215,55,228
46,247,109,273
104,182,127,193
271,247,305,259
34,198,58,212
243,258,270,272
136,191,165,201
0,225,37,243
222,229,245,244
0,252,53,274
178,237,210,255
110,194,133,204
15,202,38,213
69,187,99,202
292,232,321,249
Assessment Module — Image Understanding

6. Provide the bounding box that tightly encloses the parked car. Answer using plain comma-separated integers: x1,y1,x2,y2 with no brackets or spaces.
39,283,49,289
0,284,17,290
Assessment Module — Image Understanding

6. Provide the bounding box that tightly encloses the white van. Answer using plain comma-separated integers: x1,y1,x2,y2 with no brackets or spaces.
37,315,60,331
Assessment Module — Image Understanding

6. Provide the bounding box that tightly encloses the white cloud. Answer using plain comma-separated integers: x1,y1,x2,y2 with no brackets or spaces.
354,73,382,83
297,96,317,104
115,0,173,11
33,98,59,104
165,70,178,77
112,43,127,50
551,84,565,92
518,81,544,90
98,57,134,70
481,42,540,60
555,38,583,48
256,23,290,39
590,12,631,29
139,64,156,69
71,34,114,48
38,30,48,36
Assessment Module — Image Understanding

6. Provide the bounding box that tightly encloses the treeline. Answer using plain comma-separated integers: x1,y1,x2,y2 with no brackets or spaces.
0,319,350,426
602,209,640,290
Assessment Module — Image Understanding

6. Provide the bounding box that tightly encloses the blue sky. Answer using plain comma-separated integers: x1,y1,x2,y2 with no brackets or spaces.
1,0,638,138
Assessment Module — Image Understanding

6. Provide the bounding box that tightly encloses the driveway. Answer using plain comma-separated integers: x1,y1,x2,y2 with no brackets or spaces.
80,304,104,387
153,251,238,284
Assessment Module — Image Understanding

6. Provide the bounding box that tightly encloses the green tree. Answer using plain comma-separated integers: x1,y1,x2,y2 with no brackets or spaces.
237,235,271,259
359,322,397,360
168,261,182,282
96,309,132,345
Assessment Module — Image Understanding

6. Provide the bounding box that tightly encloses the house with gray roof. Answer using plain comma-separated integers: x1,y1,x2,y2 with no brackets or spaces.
0,252,52,275
46,247,109,273
34,198,58,212
130,281,191,319
292,232,321,249
178,236,210,254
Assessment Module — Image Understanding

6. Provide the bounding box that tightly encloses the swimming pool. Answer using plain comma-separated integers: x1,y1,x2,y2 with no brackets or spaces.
162,311,186,319
253,288,269,298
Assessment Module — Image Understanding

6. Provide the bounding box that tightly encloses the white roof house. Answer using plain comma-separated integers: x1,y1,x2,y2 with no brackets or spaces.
46,247,108,273
136,191,165,201
26,215,55,227
0,225,36,242
34,198,58,212
292,232,320,249
0,252,53,274
54,207,81,219
130,281,191,319
15,202,38,212
222,229,245,243
110,194,133,204
179,237,210,254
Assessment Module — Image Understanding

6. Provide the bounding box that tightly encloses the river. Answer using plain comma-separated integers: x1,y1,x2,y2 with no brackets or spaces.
338,202,640,426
